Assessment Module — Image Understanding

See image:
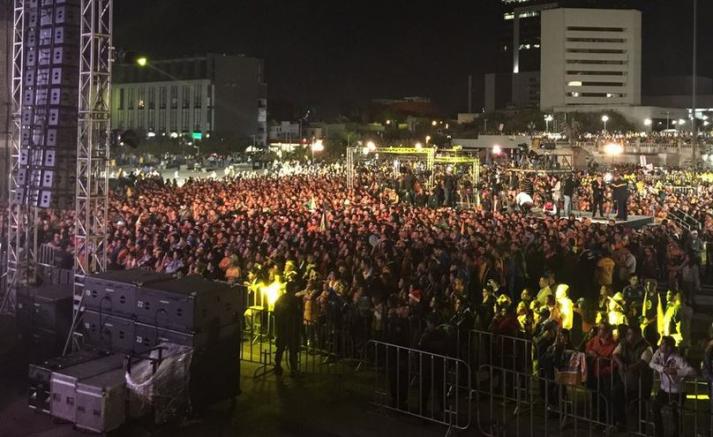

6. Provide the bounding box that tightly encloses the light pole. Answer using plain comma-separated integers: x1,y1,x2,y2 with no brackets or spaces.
693,0,699,161
544,114,553,132
601,114,609,133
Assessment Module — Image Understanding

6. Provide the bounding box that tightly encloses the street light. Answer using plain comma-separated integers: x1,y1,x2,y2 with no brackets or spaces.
415,142,423,149
136,56,148,67
425,135,431,145
544,114,553,132
601,114,609,133
644,118,652,126
310,139,324,161
366,140,376,152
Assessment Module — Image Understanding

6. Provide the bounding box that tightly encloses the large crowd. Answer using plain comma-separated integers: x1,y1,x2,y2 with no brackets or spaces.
30,159,713,432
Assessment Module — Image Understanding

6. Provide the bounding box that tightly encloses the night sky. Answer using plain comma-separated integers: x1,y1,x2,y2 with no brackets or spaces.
115,0,713,118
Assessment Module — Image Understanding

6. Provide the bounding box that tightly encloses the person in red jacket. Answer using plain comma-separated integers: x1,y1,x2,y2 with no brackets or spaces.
585,322,618,423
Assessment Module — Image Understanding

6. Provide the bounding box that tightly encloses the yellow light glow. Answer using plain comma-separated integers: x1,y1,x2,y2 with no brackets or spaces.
555,284,573,330
136,57,148,67
259,278,286,309
687,394,710,400
310,139,324,152
603,143,623,155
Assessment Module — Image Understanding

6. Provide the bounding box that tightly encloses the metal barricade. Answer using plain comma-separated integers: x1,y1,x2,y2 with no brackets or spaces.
464,330,533,385
240,306,365,378
475,363,614,437
474,355,713,437
37,243,61,267
366,340,472,433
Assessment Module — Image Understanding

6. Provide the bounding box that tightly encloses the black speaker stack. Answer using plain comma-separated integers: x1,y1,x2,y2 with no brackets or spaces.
80,271,243,408
16,283,74,362
20,0,81,209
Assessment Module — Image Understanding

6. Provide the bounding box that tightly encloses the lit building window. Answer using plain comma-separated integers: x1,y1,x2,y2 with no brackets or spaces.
567,81,582,87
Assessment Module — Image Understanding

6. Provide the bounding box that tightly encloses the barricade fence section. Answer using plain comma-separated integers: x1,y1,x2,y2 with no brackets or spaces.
466,330,713,437
237,308,713,436
366,340,472,431
240,306,365,378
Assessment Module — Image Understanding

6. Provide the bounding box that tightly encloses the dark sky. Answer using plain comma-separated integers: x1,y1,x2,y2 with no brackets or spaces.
115,0,713,118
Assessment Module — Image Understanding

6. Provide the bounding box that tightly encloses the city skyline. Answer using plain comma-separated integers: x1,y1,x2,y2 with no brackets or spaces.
114,0,713,118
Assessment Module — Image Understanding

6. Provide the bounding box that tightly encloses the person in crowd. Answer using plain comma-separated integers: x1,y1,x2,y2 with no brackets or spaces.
563,173,576,217
585,323,618,422
612,325,654,431
649,336,697,437
612,174,629,221
274,282,302,377
591,174,605,218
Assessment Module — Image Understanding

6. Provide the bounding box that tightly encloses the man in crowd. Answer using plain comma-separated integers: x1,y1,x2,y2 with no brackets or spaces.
274,282,302,377
591,174,605,219
649,336,697,437
612,174,630,221
612,325,653,430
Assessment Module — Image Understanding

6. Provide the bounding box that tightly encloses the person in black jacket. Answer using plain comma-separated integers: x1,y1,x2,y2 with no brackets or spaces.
611,174,629,221
591,175,605,218
274,282,302,376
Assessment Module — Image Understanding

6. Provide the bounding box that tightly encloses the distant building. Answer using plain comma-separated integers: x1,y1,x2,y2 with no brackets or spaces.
540,8,642,110
368,97,439,120
268,121,300,142
112,53,267,146
486,0,642,112
484,71,540,112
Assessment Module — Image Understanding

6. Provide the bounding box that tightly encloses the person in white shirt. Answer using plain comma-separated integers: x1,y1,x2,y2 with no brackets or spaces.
649,336,697,437
516,191,533,214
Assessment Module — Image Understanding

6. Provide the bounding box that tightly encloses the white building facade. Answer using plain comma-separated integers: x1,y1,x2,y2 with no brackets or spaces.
113,79,213,134
540,8,641,110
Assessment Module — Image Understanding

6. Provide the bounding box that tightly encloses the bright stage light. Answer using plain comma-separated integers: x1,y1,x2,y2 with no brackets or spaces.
603,143,623,155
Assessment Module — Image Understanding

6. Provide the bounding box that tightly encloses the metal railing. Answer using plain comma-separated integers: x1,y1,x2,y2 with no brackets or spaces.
367,340,472,433
240,306,365,378
472,347,713,437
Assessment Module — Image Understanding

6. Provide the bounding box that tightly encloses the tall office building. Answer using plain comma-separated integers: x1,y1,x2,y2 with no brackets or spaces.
112,54,267,146
540,8,641,109
485,0,559,112
485,0,642,112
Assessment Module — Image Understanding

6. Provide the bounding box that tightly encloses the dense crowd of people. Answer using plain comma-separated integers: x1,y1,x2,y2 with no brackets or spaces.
26,158,713,431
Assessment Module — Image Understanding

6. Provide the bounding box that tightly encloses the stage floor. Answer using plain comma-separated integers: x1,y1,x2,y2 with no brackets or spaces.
532,209,655,228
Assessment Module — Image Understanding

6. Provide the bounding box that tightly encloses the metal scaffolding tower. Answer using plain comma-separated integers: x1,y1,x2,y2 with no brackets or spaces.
1,0,112,338
67,0,112,349
2,0,28,315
